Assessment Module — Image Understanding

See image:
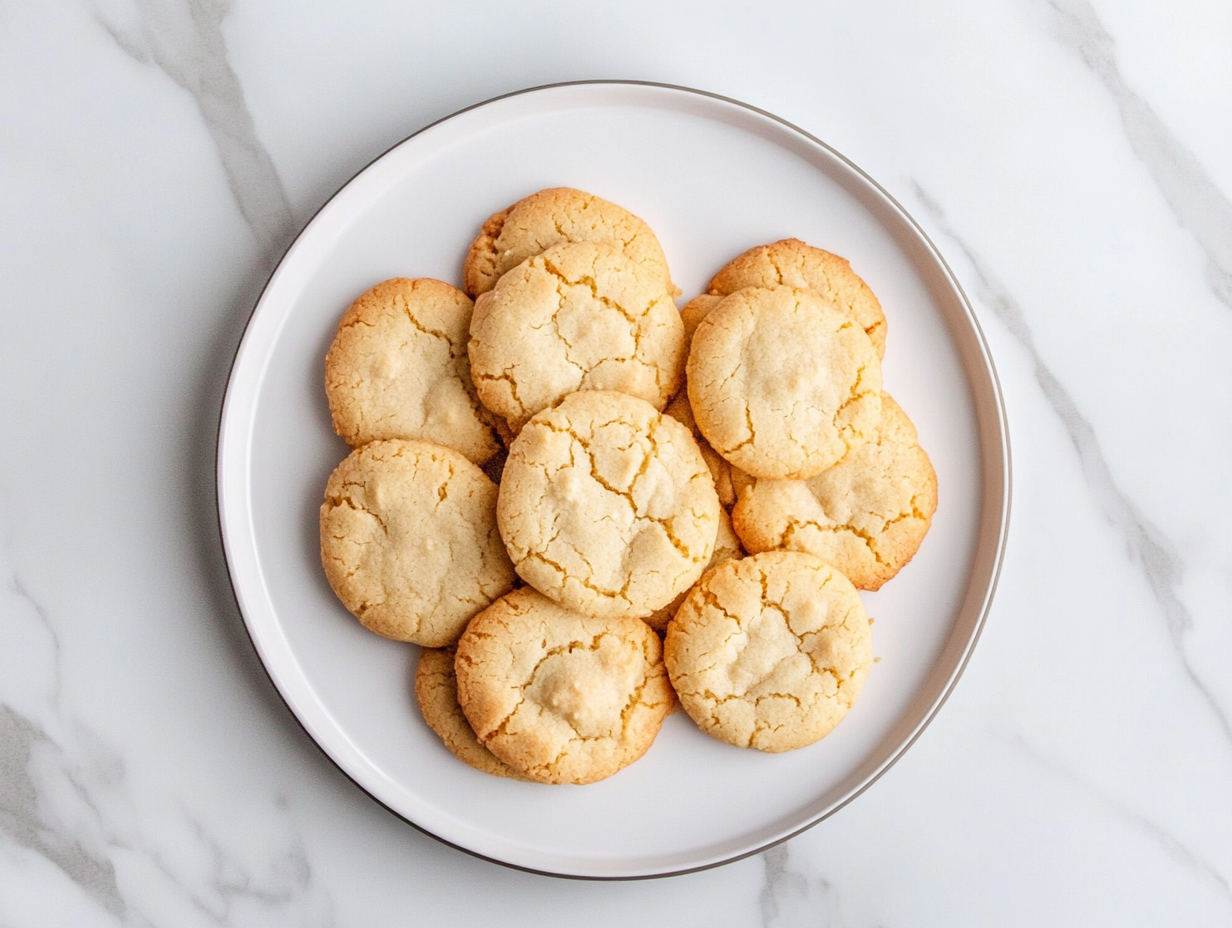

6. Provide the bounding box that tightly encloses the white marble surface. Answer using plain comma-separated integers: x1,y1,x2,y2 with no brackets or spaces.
1,0,1230,923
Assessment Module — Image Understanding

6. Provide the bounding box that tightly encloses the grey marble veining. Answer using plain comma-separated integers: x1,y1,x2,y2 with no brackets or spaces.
759,843,846,927
1012,733,1232,903
1045,0,1232,307
94,0,296,264
1,535,331,923
915,183,1232,747
0,690,335,925
0,707,128,919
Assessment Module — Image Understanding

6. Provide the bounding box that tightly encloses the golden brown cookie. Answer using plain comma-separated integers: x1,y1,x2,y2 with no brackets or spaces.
468,241,685,432
415,647,529,780
325,278,500,465
732,394,937,590
644,507,743,632
680,293,724,343
687,286,882,480
707,239,886,358
664,551,873,753
455,588,675,784
497,391,720,621
320,440,516,647
463,187,677,297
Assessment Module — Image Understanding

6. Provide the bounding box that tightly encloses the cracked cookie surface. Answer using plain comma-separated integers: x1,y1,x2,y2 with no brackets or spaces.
320,439,515,647
687,286,882,480
707,239,886,358
325,278,499,464
664,550,873,753
415,647,529,780
497,391,720,621
645,506,744,632
455,588,675,784
732,394,937,591
463,186,677,298
468,241,685,432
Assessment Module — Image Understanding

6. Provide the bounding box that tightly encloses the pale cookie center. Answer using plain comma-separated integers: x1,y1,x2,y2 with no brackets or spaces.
525,635,642,739
552,280,639,370
727,607,800,696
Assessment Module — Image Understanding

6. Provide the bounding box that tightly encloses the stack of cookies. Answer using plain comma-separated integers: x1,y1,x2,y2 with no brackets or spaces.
318,187,937,784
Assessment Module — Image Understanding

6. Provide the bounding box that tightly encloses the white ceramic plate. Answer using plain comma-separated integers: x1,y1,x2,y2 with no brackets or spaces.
217,82,1010,879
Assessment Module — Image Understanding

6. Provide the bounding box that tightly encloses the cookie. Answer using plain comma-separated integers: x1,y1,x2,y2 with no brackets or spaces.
497,391,720,621
455,588,675,784
665,294,757,508
645,506,743,632
732,394,937,590
463,187,678,298
469,241,685,431
680,293,724,343
664,551,873,753
707,239,886,358
415,647,529,780
662,384,748,510
687,286,883,480
325,278,499,464
320,440,515,646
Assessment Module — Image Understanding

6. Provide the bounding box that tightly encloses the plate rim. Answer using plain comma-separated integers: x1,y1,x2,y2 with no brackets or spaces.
215,79,1012,880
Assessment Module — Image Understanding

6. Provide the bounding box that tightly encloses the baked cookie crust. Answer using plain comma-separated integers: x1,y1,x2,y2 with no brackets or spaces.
320,439,515,646
687,286,882,480
707,238,886,358
325,278,500,464
455,588,675,784
468,241,684,432
732,394,937,590
644,506,743,633
463,186,677,298
664,551,873,753
415,647,530,780
497,391,720,621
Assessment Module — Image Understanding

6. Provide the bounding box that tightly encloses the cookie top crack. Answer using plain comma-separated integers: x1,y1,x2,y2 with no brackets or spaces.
320,439,515,646
687,286,882,480
325,278,500,465
455,588,675,784
732,394,938,590
469,241,685,432
416,646,530,780
463,187,677,298
664,550,873,753
497,391,720,621
706,238,886,358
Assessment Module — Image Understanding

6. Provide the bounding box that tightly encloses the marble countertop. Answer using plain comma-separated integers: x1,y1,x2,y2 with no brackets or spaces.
2,1,1229,924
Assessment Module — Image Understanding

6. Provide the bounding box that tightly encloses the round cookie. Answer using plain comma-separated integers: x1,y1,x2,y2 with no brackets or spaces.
415,647,529,780
498,391,720,621
463,186,677,297
687,286,883,480
707,239,886,358
455,588,675,784
732,394,937,591
325,278,500,464
665,551,873,753
645,507,744,632
320,439,515,647
469,241,685,432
